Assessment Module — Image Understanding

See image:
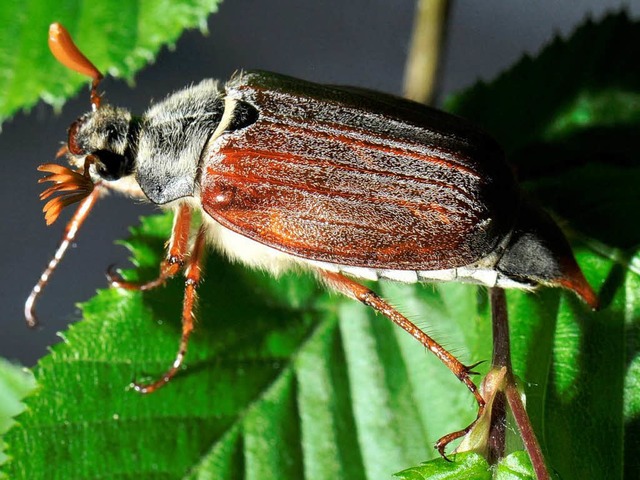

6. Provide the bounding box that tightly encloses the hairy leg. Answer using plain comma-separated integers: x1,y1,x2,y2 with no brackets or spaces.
320,269,485,457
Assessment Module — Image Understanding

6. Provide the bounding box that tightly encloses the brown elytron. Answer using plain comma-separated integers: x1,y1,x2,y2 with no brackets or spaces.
202,73,519,271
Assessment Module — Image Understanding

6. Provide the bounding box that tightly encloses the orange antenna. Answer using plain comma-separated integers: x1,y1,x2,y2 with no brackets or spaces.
48,22,104,109
38,161,96,225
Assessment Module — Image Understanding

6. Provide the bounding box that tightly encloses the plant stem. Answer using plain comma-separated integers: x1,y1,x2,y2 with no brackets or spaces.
490,288,551,479
505,383,550,480
490,288,512,371
403,0,450,105
487,390,507,464
488,288,509,463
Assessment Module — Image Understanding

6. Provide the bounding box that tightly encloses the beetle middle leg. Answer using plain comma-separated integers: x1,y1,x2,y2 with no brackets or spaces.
320,270,485,457
133,223,207,394
108,203,193,291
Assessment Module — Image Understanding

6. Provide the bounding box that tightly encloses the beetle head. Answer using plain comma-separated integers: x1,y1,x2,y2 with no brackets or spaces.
67,106,137,181
497,202,599,309
38,106,141,225
38,23,147,225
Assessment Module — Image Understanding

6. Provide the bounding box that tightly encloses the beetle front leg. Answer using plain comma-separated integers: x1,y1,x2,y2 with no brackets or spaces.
320,270,485,458
108,204,193,291
25,184,104,328
132,223,207,394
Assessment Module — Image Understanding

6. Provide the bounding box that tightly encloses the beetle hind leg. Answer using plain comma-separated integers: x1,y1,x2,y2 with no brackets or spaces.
132,223,207,394
319,270,485,458
108,204,193,291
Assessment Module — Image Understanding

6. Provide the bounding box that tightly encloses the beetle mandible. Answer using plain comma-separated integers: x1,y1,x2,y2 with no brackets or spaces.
26,23,598,456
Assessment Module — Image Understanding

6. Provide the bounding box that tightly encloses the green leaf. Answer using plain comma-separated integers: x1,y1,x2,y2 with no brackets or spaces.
394,452,491,480
3,12,640,480
0,0,221,123
494,451,535,480
392,451,535,480
0,359,36,476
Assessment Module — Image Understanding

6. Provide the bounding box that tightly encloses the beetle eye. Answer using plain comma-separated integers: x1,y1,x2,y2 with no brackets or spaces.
93,149,133,181
67,116,88,155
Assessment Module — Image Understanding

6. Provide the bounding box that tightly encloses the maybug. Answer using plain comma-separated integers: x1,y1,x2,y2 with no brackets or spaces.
27,23,598,456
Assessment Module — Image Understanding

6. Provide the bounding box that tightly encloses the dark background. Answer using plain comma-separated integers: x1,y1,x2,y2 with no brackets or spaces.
1,1,638,365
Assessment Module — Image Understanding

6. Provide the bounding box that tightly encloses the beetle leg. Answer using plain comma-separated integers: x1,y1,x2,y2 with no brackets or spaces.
108,204,192,291
132,223,207,394
320,270,485,458
25,183,104,328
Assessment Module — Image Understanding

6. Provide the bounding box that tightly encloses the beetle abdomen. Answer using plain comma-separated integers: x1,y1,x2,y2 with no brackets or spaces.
201,71,519,270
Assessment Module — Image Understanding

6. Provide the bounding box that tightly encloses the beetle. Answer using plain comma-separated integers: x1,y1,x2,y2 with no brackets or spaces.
26,23,598,456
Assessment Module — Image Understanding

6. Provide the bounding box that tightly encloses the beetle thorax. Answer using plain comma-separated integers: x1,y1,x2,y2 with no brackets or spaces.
129,80,227,206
